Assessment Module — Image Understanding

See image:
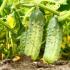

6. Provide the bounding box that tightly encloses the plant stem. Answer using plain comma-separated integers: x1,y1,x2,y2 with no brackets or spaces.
6,30,9,49
39,4,59,15
23,7,34,20
20,3,35,7
0,0,8,15
15,3,35,8
22,7,35,28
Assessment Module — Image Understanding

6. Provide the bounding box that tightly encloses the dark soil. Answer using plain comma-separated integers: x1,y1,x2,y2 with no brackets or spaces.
0,56,70,70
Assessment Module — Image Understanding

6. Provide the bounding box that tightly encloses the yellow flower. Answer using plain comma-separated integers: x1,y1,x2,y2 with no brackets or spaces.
7,14,16,29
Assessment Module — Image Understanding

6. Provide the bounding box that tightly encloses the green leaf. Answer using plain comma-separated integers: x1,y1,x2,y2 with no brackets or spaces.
63,21,70,35
46,2,60,10
0,0,3,6
7,0,14,6
7,0,20,6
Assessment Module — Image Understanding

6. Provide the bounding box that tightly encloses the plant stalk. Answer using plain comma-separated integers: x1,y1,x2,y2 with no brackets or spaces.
0,0,8,15
39,4,59,15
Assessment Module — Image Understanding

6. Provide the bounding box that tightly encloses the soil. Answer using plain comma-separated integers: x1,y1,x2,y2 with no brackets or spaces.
0,56,70,70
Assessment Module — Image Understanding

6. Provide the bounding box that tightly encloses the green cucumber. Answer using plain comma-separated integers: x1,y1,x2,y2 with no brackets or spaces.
19,32,27,54
43,16,62,64
24,8,44,60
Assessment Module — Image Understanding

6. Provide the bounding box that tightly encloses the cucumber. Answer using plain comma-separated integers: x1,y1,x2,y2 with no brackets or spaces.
24,8,44,60
43,16,62,64
19,32,27,54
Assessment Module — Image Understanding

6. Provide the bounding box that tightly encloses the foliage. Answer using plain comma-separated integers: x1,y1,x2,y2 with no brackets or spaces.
0,0,70,63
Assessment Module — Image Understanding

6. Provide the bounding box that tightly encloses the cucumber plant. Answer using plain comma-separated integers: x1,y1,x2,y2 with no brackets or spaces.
0,0,70,64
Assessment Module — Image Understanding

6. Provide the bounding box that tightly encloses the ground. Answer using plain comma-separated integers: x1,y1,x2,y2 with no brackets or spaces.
0,56,70,70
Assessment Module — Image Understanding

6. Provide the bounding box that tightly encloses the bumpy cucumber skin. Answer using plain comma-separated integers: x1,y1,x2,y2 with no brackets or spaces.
24,9,44,60
19,32,27,54
43,16,62,64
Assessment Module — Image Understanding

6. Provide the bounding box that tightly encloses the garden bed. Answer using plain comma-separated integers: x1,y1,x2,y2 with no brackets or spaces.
0,56,70,70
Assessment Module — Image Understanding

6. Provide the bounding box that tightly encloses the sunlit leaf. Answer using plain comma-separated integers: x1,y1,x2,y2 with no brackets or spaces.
46,0,67,5
46,2,60,10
